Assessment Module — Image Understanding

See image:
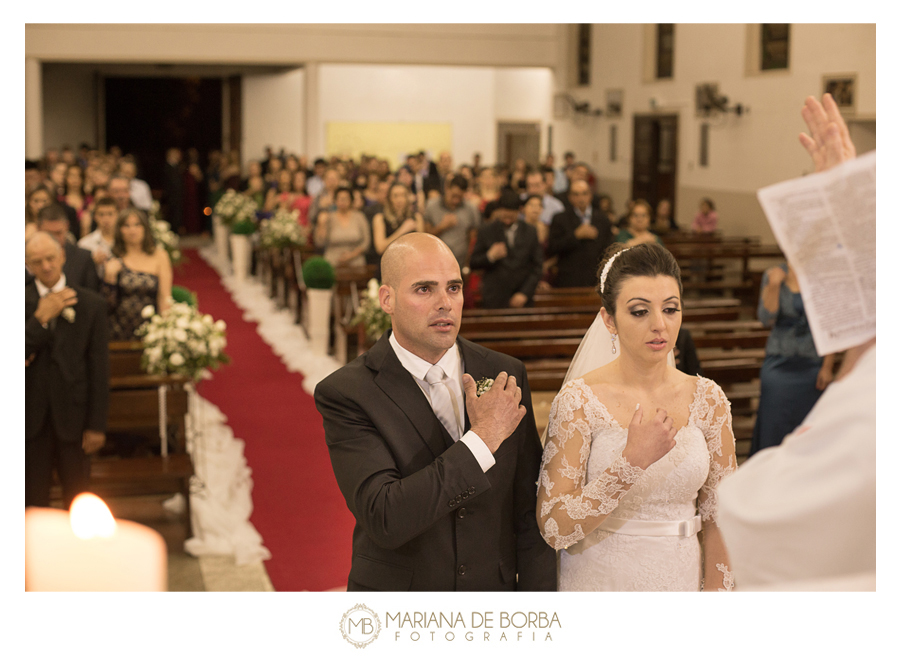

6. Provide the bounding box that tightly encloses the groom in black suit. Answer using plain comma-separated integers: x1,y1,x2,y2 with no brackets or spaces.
25,232,109,508
315,233,556,591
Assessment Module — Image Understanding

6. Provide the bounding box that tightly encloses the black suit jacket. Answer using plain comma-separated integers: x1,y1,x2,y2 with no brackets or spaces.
25,282,109,443
547,207,613,288
26,243,100,292
470,220,544,309
314,332,556,591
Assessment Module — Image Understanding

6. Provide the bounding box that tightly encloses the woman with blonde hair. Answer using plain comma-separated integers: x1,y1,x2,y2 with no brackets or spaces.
371,182,424,255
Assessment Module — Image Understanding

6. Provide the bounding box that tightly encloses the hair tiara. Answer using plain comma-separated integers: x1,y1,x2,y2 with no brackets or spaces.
599,247,631,294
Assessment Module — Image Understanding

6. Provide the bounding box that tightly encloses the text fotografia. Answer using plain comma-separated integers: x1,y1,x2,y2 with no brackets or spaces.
386,611,560,642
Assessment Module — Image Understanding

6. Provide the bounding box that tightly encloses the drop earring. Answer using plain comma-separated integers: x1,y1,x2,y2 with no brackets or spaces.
611,333,617,355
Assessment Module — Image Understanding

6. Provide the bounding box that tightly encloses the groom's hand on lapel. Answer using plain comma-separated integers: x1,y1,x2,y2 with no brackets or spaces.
463,372,527,454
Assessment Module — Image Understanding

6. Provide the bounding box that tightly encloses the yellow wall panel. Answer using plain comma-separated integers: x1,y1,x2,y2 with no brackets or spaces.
326,122,452,169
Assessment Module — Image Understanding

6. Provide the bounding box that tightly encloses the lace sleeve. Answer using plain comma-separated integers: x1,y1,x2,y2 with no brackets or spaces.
536,381,644,550
695,379,737,526
694,378,737,591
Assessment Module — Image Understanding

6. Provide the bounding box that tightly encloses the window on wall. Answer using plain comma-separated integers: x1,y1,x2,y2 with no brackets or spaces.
761,24,790,70
656,24,674,79
577,24,591,86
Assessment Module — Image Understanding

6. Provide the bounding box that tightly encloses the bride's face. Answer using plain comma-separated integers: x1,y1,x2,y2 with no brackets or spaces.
602,275,682,361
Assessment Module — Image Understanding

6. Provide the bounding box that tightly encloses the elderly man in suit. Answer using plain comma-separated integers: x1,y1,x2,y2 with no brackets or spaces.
26,232,109,508
547,180,614,288
315,233,556,591
470,190,544,309
31,204,101,291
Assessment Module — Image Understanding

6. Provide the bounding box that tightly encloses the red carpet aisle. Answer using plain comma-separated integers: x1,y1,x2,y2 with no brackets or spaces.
174,248,354,591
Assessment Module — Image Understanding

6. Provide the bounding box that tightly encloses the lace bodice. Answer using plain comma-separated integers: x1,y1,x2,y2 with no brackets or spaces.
537,376,737,591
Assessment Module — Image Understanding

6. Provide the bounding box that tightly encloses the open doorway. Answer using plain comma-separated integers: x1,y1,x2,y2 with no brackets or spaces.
497,121,541,168
631,114,678,214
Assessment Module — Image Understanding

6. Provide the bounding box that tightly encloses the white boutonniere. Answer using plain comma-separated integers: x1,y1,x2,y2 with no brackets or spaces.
61,308,76,323
475,377,495,397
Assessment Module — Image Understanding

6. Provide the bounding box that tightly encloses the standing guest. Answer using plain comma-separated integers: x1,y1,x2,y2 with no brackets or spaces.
47,162,68,198
372,182,425,256
396,166,425,214
653,198,678,233
290,169,312,227
264,169,294,212
615,200,663,247
597,194,618,226
521,194,549,246
108,175,133,212
119,157,153,211
692,198,718,234
244,175,267,208
470,190,543,309
182,148,205,234
163,147,184,233
423,175,481,269
308,167,341,229
314,233,556,591
749,262,835,457
523,170,564,228
306,158,328,198
474,166,501,216
77,197,118,277
35,204,100,291
26,186,54,224
547,180,614,287
553,151,575,194
26,231,109,508
101,208,173,340
314,185,371,268
59,165,93,238
26,160,44,195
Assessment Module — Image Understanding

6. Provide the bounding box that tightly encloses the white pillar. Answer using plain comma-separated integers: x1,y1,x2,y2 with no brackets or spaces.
304,62,321,158
25,57,43,159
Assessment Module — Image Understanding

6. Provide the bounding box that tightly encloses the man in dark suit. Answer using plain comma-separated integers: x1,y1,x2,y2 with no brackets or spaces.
315,233,556,591
30,204,101,291
547,180,614,287
25,232,109,508
470,190,544,309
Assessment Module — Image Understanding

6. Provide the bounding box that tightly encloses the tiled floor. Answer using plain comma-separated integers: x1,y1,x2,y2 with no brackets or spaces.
104,494,274,592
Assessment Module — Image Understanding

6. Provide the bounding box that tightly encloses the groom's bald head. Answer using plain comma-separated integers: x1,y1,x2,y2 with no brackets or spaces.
380,233,457,289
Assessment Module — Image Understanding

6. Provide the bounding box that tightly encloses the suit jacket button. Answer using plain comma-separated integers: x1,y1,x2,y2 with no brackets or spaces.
449,500,456,508
457,508,466,519
457,565,466,576
455,494,462,503
462,491,469,499
468,486,476,494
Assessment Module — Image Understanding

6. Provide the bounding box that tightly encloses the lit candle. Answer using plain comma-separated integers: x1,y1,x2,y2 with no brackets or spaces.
25,493,167,591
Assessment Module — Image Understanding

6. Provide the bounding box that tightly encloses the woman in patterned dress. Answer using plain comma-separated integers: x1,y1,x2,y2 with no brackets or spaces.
537,243,737,591
101,208,173,340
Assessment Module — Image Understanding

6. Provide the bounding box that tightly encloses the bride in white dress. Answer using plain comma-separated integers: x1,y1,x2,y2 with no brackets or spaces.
537,243,737,591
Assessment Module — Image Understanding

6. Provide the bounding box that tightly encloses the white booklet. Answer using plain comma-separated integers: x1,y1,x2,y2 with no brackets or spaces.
756,151,875,355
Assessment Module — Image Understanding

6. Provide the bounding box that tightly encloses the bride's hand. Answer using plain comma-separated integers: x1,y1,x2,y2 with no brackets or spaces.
622,404,677,470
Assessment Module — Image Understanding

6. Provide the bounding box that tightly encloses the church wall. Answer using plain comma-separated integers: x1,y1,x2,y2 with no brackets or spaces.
42,64,97,155
549,23,876,239
243,68,307,165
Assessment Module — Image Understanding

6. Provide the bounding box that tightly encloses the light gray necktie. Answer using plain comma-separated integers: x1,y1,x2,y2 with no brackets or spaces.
425,365,461,442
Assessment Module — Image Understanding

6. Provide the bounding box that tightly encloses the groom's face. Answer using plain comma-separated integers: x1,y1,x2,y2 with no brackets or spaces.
382,244,463,364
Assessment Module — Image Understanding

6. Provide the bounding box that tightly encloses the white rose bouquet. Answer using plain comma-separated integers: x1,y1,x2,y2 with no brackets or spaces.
214,189,258,227
135,302,230,380
259,208,308,249
351,278,392,342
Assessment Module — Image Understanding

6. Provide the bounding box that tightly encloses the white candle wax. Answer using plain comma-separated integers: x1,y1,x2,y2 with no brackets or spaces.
25,495,167,592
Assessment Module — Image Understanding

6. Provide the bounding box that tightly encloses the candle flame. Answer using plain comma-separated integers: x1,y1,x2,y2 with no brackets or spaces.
69,493,117,539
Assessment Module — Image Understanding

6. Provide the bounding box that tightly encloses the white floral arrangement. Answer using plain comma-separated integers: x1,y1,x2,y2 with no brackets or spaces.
213,189,258,227
259,208,308,249
148,202,183,265
351,278,392,342
135,302,230,381
475,377,494,397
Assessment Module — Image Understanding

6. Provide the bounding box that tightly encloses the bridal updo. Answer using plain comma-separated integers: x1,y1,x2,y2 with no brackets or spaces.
596,243,682,316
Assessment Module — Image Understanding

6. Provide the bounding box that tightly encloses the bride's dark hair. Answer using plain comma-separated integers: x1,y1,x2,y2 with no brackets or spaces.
596,243,682,315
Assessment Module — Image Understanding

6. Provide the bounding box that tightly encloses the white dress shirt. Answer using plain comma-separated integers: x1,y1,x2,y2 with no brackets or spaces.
34,273,68,329
389,332,495,472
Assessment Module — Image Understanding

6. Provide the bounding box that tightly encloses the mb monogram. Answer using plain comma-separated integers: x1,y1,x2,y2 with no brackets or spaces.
339,604,381,648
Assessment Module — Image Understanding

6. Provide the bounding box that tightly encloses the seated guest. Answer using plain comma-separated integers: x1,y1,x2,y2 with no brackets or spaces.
423,174,481,269
653,198,678,233
34,204,100,291
547,180,613,287
692,197,719,234
372,183,424,256
101,208,173,340
313,185,371,268
470,190,543,309
77,197,118,277
615,199,663,247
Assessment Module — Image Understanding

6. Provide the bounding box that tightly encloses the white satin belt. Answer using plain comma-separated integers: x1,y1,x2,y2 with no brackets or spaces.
598,515,702,537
